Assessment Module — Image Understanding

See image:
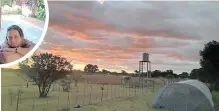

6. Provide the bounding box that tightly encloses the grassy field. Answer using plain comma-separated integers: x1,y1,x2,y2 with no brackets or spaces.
2,69,219,111
1,69,159,111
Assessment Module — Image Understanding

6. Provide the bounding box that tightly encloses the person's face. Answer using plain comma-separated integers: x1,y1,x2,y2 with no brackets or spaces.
7,29,23,47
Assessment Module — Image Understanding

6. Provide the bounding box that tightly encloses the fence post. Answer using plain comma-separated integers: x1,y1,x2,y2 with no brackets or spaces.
8,89,13,106
106,84,108,100
129,80,131,96
111,84,112,99
89,84,92,105
83,82,86,106
135,85,136,96
141,79,143,93
118,83,120,97
76,86,79,105
126,83,127,97
132,81,134,96
96,83,98,103
122,85,124,98
138,81,141,95
46,100,49,111
101,84,104,101
32,100,35,111
19,92,22,103
121,78,123,87
68,91,70,108
152,80,155,92
57,86,60,110
115,84,117,98
15,90,21,111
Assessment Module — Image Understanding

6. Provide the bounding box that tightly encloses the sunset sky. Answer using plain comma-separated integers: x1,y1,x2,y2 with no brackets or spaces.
38,1,219,74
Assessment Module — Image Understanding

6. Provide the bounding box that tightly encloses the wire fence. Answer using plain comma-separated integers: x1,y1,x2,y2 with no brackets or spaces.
2,80,156,111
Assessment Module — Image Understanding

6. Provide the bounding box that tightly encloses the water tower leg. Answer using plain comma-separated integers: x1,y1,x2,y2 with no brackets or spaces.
147,62,149,78
149,62,151,78
139,62,140,77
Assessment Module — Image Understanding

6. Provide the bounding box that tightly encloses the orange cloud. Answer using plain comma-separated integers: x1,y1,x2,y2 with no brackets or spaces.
40,44,140,67
65,12,200,40
64,12,116,32
49,12,197,46
43,9,202,72
167,54,185,60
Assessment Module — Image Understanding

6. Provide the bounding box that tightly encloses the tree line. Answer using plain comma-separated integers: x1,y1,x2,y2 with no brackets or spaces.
17,40,219,98
148,40,219,91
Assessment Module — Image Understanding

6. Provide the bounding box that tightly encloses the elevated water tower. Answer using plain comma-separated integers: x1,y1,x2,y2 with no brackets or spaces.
139,53,151,78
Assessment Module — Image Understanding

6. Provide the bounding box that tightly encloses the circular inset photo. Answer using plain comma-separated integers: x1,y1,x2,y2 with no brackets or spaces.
0,0,49,65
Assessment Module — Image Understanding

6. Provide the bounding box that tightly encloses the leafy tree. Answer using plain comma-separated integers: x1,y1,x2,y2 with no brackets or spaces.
172,73,178,78
36,0,46,20
84,64,99,73
134,70,139,74
200,40,219,89
14,0,37,16
19,53,73,97
84,64,92,73
102,69,110,74
151,70,162,78
121,70,127,74
179,72,189,79
190,69,199,79
14,0,45,20
166,70,173,74
160,71,169,78
166,70,176,79
195,68,212,83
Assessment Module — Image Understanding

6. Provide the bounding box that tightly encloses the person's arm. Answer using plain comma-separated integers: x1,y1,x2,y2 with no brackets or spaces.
17,40,35,55
2,52,23,63
16,46,34,56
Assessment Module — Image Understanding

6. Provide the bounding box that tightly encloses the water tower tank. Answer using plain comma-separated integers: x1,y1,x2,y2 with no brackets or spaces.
143,53,149,61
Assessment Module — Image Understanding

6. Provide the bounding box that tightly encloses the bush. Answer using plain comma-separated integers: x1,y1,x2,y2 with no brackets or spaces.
36,0,46,21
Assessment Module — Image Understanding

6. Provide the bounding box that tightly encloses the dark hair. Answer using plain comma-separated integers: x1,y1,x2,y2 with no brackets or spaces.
7,25,24,38
6,25,26,48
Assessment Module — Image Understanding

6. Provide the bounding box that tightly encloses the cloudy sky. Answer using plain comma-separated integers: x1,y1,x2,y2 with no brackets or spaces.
39,1,219,74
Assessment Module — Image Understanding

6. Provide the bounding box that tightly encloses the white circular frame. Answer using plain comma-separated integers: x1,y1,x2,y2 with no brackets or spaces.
0,0,49,68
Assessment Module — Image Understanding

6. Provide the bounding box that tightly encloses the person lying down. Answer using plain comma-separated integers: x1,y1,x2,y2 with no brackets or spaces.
0,25,35,64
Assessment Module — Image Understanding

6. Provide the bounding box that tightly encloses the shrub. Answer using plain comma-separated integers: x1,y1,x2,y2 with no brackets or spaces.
36,0,46,21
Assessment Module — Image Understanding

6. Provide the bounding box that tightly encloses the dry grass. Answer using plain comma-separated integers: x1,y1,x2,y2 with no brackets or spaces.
3,69,218,111
2,69,159,111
